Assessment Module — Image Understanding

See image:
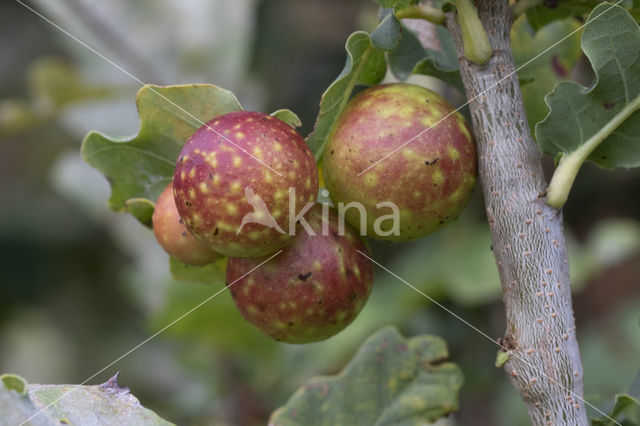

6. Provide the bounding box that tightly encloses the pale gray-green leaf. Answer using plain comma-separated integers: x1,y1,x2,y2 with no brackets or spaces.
0,373,173,426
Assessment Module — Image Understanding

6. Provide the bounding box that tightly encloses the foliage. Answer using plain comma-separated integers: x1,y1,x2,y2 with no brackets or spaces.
270,109,302,129
81,85,242,226
388,22,463,92
525,0,640,31
4,0,640,424
536,4,640,170
305,0,472,160
269,327,463,425
169,257,227,284
591,371,640,425
511,16,582,133
305,32,387,159
0,373,173,426
591,394,640,426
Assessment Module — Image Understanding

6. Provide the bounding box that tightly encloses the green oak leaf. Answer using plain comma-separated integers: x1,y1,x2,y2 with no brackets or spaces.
371,11,402,51
591,395,640,425
511,16,582,133
525,0,600,31
305,32,386,159
0,373,173,426
151,282,278,354
373,0,418,9
270,109,302,128
81,84,242,226
29,57,113,109
169,256,227,284
388,23,463,93
1,374,27,395
591,371,640,425
525,0,640,32
269,327,463,425
536,4,640,170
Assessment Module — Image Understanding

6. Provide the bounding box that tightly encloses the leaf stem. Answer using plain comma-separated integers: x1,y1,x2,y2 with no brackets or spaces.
455,0,492,65
546,93,640,208
394,5,446,25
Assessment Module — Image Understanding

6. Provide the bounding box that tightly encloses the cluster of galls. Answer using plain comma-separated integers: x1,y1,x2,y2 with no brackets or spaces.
152,83,476,344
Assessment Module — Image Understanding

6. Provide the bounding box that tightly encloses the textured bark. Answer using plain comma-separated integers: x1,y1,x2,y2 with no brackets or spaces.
446,2,588,425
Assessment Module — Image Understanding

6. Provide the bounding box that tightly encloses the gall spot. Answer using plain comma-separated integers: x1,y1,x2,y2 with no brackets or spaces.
603,101,615,110
298,272,312,281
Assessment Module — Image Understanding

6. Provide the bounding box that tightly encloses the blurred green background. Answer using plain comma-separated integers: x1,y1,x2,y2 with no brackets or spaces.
1,1,638,425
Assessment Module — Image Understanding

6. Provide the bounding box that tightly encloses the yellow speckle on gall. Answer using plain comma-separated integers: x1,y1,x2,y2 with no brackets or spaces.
247,230,262,241
448,147,460,159
432,169,445,186
365,174,377,187
322,83,476,241
225,203,238,215
173,110,318,257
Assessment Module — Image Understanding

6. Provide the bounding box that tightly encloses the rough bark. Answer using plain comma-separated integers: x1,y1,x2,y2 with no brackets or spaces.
446,2,588,424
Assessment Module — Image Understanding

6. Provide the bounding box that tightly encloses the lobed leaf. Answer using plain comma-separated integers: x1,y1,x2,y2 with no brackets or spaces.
0,373,173,426
305,32,386,159
536,4,640,170
269,327,463,426
81,84,242,226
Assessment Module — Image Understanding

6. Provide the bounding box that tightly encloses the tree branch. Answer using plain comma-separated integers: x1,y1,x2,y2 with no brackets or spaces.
446,2,588,424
